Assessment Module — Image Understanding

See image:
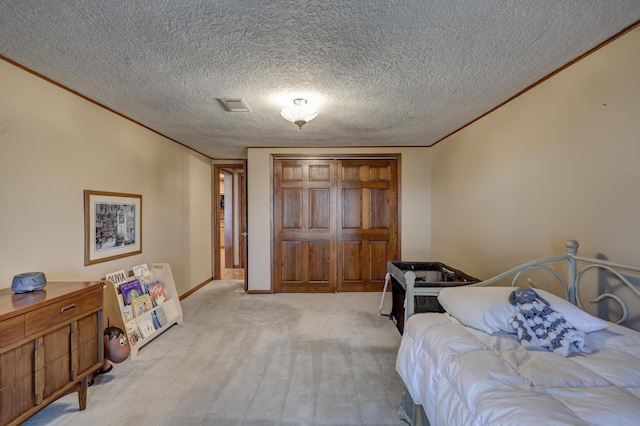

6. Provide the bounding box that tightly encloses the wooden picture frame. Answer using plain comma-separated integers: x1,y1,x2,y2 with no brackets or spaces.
84,190,142,265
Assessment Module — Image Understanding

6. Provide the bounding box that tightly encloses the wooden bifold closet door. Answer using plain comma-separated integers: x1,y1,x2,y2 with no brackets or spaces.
273,157,398,293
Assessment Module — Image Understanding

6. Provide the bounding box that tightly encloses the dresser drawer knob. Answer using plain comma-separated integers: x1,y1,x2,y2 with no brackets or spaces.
60,304,77,314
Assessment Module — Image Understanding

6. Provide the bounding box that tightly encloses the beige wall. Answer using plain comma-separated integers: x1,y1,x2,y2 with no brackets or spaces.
0,60,213,296
246,147,431,292
431,27,640,327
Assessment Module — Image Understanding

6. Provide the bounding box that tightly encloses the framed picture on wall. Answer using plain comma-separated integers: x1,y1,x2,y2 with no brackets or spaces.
84,190,142,265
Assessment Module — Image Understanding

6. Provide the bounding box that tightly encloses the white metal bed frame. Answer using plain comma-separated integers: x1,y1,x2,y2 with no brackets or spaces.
401,240,640,327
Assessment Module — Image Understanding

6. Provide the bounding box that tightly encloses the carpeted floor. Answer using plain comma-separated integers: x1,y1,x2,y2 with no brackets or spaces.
22,280,406,425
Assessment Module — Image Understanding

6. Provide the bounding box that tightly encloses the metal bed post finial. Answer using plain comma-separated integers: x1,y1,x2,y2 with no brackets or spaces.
566,240,579,304
565,240,579,255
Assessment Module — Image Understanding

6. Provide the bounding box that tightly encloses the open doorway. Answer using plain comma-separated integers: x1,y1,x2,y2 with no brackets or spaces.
213,163,247,288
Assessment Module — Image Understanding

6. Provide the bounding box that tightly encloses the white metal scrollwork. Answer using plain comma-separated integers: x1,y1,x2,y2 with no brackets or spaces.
575,264,640,325
511,265,569,298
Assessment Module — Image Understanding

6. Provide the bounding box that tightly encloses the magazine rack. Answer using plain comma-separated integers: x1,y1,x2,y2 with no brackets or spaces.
103,263,183,360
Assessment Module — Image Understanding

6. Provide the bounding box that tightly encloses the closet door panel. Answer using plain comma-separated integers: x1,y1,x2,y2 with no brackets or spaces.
273,157,397,293
281,241,302,282
309,189,330,229
369,240,390,281
308,241,331,282
338,159,398,292
274,159,337,292
341,241,363,281
341,188,362,228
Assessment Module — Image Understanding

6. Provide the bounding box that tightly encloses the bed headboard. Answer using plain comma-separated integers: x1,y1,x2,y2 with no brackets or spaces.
404,240,640,327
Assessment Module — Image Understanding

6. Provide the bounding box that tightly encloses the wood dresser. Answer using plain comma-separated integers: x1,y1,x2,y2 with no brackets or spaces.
0,281,104,426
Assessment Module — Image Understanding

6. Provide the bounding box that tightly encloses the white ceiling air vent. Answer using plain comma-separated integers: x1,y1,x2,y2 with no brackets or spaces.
221,98,250,112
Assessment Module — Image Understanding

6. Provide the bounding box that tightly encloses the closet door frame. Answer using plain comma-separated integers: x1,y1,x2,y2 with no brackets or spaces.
271,153,401,293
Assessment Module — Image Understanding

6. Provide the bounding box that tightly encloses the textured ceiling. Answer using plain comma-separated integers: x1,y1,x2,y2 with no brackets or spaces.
1,1,639,159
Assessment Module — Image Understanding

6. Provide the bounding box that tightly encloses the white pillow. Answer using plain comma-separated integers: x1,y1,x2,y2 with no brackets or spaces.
437,286,609,335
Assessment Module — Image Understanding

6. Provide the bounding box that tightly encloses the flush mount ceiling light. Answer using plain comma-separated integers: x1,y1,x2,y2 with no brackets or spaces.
280,98,319,129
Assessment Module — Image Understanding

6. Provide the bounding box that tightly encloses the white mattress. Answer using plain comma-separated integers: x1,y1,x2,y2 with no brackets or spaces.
396,312,640,426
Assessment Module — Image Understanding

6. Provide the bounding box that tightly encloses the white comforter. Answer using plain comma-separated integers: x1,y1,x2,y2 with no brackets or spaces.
396,313,640,426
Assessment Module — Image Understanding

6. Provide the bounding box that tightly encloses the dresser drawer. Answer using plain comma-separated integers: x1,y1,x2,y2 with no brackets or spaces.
0,315,25,349
24,289,102,337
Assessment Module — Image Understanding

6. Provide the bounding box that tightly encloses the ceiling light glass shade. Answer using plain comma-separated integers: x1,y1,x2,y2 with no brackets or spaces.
280,98,319,129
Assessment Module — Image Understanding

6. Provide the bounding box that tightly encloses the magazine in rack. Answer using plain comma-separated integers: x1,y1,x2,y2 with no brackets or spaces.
103,263,183,360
